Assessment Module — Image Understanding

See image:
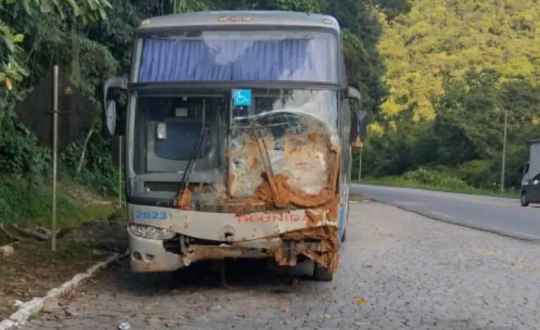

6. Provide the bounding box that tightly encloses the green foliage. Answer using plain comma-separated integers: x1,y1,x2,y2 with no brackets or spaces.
402,167,471,191
364,0,540,193
364,167,519,198
0,0,415,227
0,177,115,228
364,67,540,191
0,0,111,87
377,0,540,120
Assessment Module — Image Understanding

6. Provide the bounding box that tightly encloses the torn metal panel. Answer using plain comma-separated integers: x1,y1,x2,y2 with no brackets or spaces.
229,110,339,203
181,246,270,267
280,225,340,273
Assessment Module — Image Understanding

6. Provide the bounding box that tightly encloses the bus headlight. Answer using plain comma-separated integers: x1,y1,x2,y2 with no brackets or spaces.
129,225,176,240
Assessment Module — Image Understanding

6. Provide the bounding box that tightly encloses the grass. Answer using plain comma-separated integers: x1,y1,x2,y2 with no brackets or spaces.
359,168,520,199
0,176,117,230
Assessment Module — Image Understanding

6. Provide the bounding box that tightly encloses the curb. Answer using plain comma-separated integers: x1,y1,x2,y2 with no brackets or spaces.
0,251,128,330
365,197,540,244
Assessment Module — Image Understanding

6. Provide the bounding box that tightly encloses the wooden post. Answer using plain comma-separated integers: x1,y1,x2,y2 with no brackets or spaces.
51,65,59,252
118,136,123,209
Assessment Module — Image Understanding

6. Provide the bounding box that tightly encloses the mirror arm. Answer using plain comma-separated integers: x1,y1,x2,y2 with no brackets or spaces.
104,77,128,106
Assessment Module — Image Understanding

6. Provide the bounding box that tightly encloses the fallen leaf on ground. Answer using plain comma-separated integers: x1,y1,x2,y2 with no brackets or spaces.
356,298,368,306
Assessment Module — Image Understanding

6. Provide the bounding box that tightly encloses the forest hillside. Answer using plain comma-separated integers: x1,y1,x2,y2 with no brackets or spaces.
363,0,540,191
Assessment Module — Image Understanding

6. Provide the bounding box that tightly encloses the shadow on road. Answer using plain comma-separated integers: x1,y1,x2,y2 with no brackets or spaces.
100,258,314,297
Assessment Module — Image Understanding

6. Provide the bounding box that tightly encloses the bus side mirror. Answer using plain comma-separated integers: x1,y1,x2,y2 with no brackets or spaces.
347,87,368,149
103,77,128,136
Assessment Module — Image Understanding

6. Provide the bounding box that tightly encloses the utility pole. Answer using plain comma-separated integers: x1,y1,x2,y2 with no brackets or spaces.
500,106,508,193
358,146,363,182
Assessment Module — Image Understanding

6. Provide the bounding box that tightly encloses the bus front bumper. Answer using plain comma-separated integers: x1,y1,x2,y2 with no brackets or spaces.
128,229,338,273
129,231,183,273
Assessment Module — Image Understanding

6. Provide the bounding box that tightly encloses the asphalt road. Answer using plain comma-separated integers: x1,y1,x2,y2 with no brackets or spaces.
21,201,540,330
352,184,540,240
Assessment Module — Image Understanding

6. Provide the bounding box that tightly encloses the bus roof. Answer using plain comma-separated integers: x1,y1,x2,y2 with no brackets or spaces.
137,10,340,33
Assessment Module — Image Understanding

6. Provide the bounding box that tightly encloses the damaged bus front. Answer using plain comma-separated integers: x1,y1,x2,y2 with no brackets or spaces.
103,11,366,281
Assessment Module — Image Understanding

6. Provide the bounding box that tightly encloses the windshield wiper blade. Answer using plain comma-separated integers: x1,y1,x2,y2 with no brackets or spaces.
250,123,284,208
176,128,209,206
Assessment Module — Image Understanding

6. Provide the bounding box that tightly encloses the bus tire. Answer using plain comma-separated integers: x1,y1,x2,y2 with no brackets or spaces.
521,191,530,207
313,263,333,282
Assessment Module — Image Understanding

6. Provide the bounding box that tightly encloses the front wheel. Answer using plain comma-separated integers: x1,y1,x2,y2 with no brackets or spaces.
521,191,530,207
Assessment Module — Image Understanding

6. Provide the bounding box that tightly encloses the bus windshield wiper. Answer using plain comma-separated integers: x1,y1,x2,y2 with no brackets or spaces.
250,123,284,208
176,128,209,207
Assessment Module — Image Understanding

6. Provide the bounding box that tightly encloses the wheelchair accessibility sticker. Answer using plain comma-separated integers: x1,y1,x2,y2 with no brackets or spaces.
233,89,252,106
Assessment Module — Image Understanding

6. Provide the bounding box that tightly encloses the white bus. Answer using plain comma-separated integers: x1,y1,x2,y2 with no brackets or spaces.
103,10,366,281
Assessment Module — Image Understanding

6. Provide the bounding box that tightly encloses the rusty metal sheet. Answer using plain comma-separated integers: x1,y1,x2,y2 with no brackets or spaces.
14,67,94,152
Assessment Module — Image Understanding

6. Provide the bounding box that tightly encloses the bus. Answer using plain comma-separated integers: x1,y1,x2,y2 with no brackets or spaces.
103,10,366,281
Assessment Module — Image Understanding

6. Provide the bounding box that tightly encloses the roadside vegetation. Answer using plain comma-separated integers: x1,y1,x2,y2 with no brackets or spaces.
359,0,540,193
361,168,520,199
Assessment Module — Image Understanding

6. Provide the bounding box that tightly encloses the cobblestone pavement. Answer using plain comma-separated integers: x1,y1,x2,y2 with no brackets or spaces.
21,201,540,330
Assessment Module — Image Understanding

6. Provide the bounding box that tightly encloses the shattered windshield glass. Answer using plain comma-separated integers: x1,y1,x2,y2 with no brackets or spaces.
228,89,340,214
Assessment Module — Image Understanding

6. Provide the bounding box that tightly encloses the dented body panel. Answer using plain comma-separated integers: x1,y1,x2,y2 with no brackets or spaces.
128,203,341,273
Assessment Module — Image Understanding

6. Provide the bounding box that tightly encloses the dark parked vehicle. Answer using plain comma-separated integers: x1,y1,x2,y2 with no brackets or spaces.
521,139,540,207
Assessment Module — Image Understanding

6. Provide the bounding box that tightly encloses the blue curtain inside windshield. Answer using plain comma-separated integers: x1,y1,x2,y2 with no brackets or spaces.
138,37,337,83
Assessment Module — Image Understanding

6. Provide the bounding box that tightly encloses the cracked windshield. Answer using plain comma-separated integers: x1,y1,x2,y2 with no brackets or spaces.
2,1,540,330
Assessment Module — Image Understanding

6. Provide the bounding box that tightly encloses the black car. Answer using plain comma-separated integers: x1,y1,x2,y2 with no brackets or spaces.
521,173,540,206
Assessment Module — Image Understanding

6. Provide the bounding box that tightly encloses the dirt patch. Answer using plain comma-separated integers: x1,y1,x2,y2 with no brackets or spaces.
0,219,127,321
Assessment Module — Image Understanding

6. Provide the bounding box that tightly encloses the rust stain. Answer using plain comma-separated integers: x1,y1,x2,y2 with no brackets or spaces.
248,156,259,169
178,226,341,274
233,135,342,216
307,132,322,143
281,226,340,273
305,209,325,226
182,246,269,267
314,194,340,222
282,226,339,249
177,189,192,210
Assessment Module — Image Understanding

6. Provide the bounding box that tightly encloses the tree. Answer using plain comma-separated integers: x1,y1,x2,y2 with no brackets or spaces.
377,0,540,120
0,0,111,90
